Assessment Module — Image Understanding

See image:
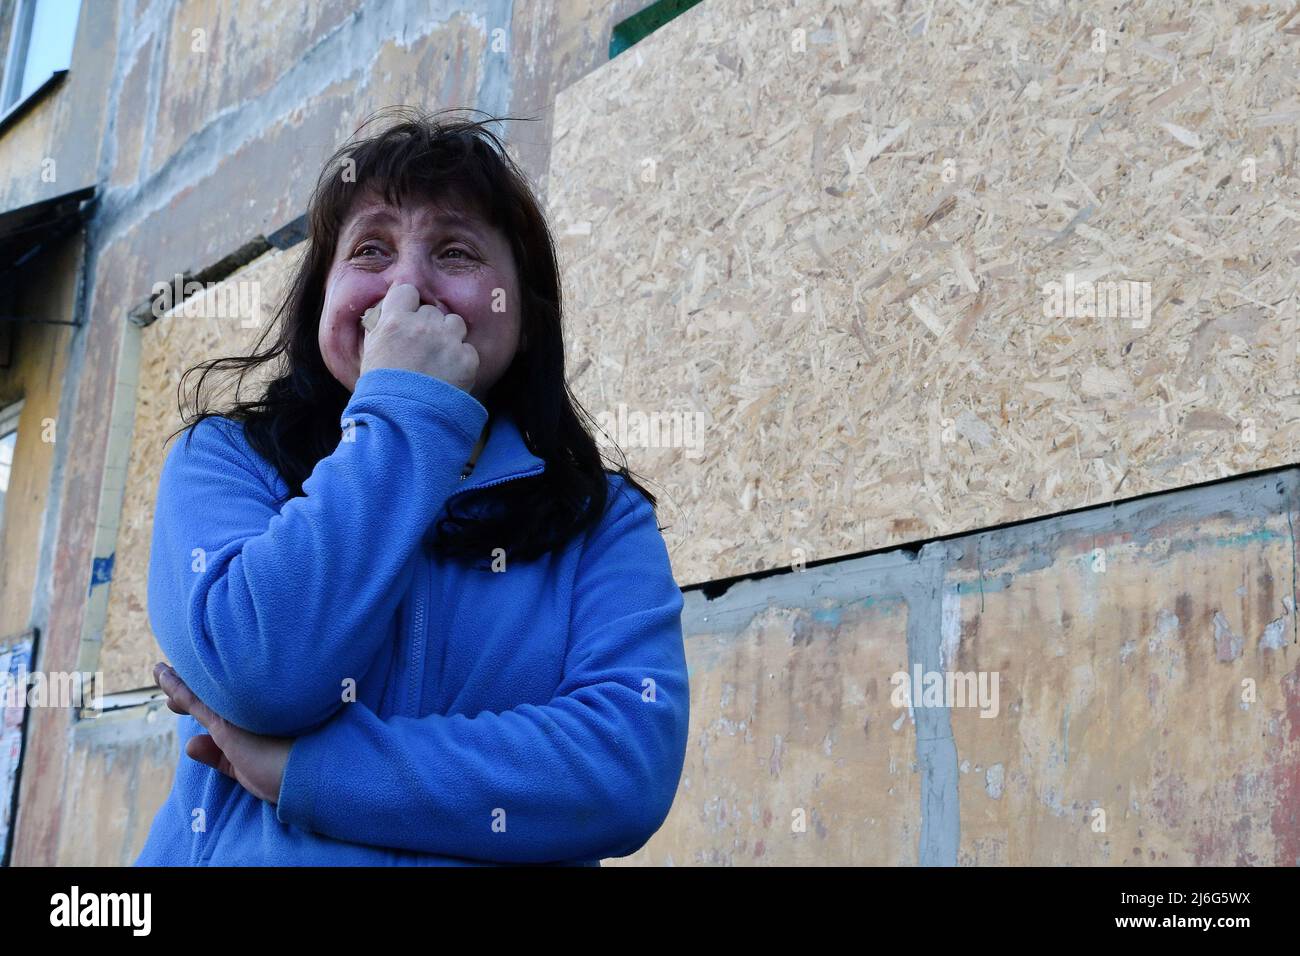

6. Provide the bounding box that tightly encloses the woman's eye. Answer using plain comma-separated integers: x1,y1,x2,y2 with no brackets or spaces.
351,243,472,261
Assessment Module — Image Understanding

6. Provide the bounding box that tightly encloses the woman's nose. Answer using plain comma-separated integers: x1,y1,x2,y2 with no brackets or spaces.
384,259,448,313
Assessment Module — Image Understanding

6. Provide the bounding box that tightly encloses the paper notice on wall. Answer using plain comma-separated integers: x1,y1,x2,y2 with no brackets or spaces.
0,632,33,864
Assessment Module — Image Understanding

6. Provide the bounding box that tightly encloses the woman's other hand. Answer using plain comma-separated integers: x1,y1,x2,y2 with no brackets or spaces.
153,662,293,806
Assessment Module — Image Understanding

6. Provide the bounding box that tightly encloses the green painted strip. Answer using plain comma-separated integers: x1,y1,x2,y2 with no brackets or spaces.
610,0,706,59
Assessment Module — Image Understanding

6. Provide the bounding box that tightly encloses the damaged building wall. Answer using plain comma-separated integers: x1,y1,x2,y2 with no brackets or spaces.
2,0,1296,867
542,0,1297,864
6,0,657,866
626,468,1298,866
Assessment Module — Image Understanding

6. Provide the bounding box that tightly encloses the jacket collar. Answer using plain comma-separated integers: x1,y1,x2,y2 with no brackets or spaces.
454,409,545,496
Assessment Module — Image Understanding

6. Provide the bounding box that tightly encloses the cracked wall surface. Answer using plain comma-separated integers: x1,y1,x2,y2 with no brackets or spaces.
2,0,1297,867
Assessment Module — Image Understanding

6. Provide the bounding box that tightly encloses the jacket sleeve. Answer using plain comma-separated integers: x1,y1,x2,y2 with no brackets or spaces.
273,477,691,863
146,368,489,736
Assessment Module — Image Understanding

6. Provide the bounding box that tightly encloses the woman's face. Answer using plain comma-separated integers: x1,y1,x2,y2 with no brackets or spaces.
319,189,523,401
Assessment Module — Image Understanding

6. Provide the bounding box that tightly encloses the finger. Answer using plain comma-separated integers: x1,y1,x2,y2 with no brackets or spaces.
186,735,235,780
154,664,190,715
383,282,419,317
443,312,467,339
157,668,221,733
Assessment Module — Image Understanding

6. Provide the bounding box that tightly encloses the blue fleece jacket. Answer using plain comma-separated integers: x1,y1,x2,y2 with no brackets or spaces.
134,367,689,865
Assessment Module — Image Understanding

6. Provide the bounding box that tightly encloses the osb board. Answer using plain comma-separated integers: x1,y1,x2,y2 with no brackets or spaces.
616,594,920,865
546,0,1300,587
947,495,1299,865
98,248,299,693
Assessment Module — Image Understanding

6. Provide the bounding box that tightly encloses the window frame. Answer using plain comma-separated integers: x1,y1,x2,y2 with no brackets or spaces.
0,0,81,136
0,398,23,540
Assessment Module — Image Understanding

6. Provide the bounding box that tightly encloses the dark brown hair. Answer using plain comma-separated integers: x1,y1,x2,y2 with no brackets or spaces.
170,106,656,562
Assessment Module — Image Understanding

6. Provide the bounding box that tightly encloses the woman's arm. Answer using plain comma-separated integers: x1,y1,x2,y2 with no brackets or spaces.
148,368,489,736
273,477,691,863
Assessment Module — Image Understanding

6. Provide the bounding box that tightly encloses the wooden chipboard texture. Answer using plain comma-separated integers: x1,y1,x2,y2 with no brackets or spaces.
545,0,1300,586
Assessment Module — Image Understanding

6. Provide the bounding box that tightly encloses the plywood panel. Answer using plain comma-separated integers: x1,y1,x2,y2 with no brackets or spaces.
546,0,1300,587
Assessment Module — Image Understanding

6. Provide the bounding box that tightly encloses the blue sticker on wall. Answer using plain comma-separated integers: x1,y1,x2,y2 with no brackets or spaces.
88,553,114,595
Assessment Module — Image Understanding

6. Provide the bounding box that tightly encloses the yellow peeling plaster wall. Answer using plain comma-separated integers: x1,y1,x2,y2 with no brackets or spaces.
0,243,79,639
546,0,1300,587
945,500,1300,866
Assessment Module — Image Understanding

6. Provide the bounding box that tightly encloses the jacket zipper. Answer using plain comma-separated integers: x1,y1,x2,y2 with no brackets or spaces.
405,465,545,716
